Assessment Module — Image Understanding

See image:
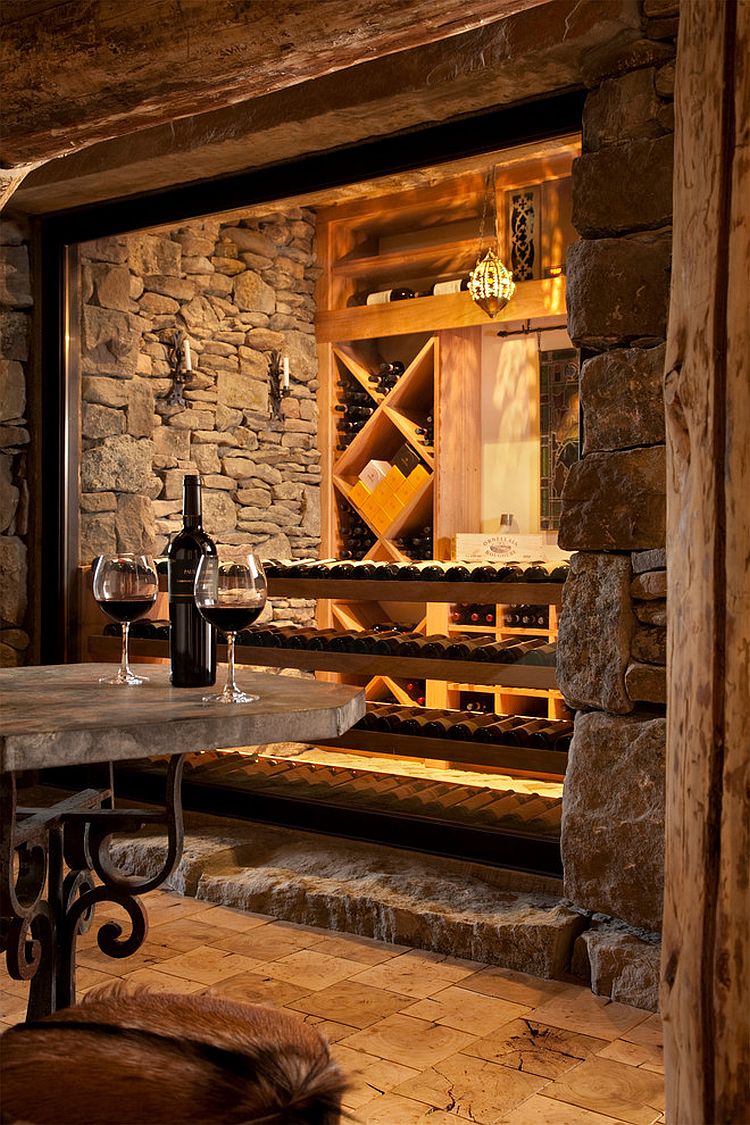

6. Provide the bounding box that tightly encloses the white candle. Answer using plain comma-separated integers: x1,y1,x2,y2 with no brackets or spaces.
183,336,192,372
282,355,290,390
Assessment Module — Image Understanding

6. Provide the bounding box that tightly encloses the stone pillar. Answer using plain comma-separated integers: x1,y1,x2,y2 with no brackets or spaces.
0,214,32,667
557,0,677,1009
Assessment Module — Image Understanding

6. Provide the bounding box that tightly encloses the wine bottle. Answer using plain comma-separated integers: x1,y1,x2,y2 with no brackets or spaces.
366,288,416,305
431,277,470,295
168,475,217,687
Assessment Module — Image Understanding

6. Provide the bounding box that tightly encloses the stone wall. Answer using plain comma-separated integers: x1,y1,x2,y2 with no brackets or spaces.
0,216,31,667
557,0,676,1007
78,210,320,626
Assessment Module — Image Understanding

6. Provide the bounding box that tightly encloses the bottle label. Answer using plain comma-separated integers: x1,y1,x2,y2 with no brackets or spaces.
169,560,198,602
432,279,463,295
366,290,392,305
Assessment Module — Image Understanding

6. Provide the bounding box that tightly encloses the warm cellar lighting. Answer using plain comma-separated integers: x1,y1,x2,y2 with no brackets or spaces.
468,248,516,319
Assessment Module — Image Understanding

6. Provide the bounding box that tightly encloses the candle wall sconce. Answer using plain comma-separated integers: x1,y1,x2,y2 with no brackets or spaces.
268,349,291,422
166,329,192,407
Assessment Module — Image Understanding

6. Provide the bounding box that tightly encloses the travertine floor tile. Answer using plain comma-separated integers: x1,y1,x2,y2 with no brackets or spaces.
186,904,273,932
77,936,188,978
0,991,27,1023
542,1056,665,1125
310,932,401,965
137,916,243,953
341,1056,423,1111
622,1013,663,1049
350,1092,475,1123
350,950,476,999
295,1015,355,1043
465,1017,608,1079
155,944,265,985
340,1012,475,1070
142,895,218,927
207,970,311,1007
122,968,206,995
598,1038,664,1072
499,1093,632,1124
458,965,570,1007
210,925,324,961
393,1050,547,1123
402,984,531,1037
289,979,412,1029
262,948,365,991
77,966,121,995
531,991,651,1041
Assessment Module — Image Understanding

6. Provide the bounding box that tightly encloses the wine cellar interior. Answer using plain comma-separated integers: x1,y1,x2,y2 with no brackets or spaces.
70,136,584,877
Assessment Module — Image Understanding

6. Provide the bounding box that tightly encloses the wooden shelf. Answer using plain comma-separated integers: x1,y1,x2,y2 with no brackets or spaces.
331,238,478,282
316,728,567,778
87,634,556,689
316,280,566,342
267,578,564,605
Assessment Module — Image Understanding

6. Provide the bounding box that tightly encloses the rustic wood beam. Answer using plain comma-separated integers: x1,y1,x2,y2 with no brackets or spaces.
0,0,546,168
662,0,749,1121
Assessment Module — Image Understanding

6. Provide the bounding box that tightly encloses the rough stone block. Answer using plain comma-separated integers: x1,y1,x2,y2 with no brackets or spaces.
635,601,667,627
142,275,197,302
285,331,318,383
238,347,267,379
625,661,667,703
0,359,25,421
0,426,29,448
80,435,153,493
116,494,154,553
233,270,275,314
573,136,673,238
82,236,129,263
0,536,27,624
582,930,661,1011
138,292,180,316
128,235,181,277
557,552,634,713
217,371,268,413
152,426,190,468
81,377,130,408
567,236,671,347
581,345,666,453
222,228,277,259
562,711,666,932
79,512,117,562
0,245,32,308
190,444,221,474
0,452,19,533
180,295,221,331
86,263,132,312
632,624,667,665
301,486,321,535
167,409,214,430
245,328,285,352
581,36,674,88
0,311,30,361
202,491,237,535
632,548,666,574
583,69,665,150
80,492,117,512
558,446,666,551
82,403,125,439
127,380,155,437
81,306,138,376
631,570,667,599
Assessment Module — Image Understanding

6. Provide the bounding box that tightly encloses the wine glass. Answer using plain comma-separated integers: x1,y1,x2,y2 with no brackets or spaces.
93,553,158,685
194,550,267,704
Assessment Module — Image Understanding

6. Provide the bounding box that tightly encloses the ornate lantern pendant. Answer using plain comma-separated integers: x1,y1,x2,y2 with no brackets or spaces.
468,248,516,319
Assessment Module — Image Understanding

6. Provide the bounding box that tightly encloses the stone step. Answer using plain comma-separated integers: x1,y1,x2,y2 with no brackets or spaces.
109,812,584,980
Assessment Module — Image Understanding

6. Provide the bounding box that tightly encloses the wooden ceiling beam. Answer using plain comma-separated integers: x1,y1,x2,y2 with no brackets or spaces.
0,0,547,167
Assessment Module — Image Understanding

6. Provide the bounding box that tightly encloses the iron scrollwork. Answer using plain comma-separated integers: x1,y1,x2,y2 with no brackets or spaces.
0,755,186,1019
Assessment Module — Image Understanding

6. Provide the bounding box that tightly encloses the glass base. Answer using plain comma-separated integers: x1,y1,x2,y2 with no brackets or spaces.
99,668,149,686
202,688,259,705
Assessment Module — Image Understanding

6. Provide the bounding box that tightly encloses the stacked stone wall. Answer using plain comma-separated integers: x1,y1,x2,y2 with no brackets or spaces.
0,216,31,667
78,210,320,626
557,0,677,1008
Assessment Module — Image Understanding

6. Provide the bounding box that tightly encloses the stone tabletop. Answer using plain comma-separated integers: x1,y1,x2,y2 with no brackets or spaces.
0,664,365,774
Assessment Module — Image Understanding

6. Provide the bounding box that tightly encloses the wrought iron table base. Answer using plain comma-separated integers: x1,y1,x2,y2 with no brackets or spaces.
0,756,185,1020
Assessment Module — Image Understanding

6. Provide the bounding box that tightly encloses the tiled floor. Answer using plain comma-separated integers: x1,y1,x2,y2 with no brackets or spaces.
0,889,665,1124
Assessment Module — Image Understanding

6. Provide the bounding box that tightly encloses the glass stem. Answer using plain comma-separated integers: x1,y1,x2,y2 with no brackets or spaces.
121,621,131,678
226,632,237,694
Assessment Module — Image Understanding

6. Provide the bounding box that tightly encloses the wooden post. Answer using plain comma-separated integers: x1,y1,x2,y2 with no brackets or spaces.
662,1,749,1122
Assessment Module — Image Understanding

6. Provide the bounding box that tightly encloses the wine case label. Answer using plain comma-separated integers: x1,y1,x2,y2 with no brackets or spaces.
169,560,198,602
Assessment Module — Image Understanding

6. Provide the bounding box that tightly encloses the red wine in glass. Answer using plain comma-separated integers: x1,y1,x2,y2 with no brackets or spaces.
93,554,158,685
194,551,267,703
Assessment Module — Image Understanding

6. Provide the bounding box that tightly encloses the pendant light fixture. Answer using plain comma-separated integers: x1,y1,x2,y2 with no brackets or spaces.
468,167,516,319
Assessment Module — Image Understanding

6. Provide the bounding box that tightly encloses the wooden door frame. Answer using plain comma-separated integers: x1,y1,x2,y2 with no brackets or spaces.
662,1,749,1121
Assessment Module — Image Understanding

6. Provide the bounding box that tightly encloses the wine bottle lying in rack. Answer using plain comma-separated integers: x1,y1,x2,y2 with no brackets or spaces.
263,559,569,582
351,705,573,751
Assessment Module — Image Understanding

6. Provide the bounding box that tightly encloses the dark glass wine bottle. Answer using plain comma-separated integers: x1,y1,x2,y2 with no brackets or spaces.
168,474,217,687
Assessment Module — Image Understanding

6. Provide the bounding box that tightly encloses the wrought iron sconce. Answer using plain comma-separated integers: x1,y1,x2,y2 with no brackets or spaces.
268,349,290,422
166,329,192,407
